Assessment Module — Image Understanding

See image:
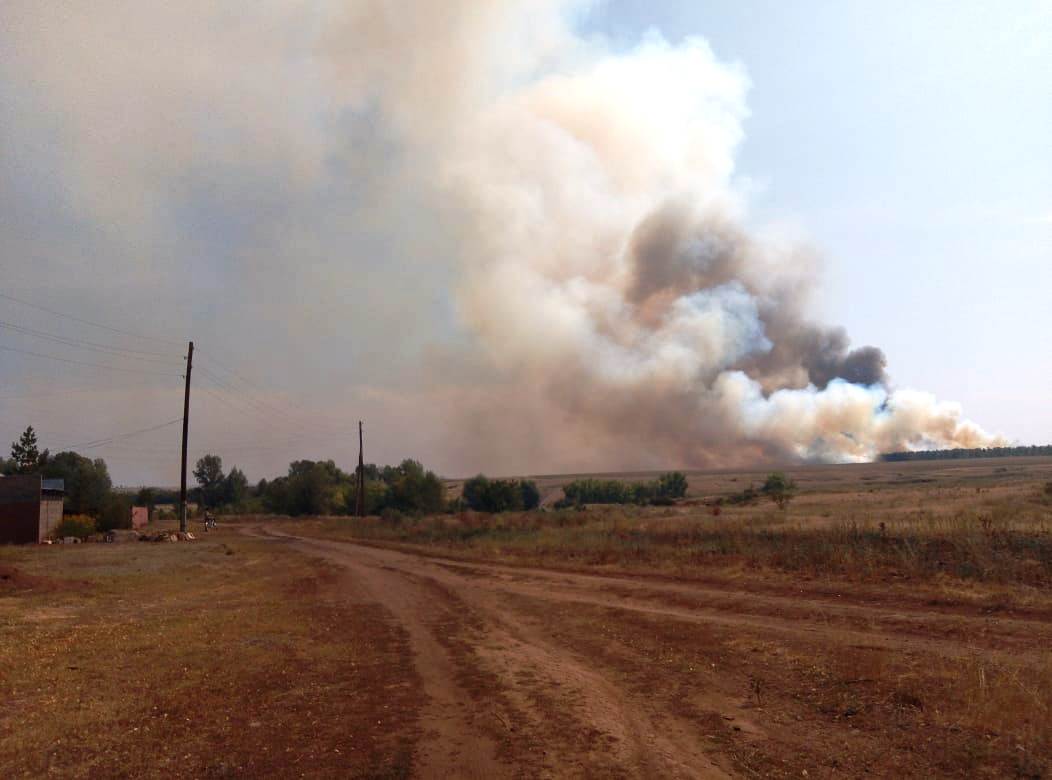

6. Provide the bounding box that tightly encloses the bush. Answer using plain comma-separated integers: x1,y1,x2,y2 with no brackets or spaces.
562,472,687,506
380,507,404,524
761,472,797,509
54,514,96,540
724,485,761,505
97,493,133,532
462,475,540,513
657,471,688,499
521,480,541,510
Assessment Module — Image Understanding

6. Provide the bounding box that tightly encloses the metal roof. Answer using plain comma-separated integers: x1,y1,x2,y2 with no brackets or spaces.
42,478,65,493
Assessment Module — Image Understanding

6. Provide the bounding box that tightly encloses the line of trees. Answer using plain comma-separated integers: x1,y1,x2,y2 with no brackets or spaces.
557,472,688,507
6,424,702,527
195,455,447,517
882,446,1052,462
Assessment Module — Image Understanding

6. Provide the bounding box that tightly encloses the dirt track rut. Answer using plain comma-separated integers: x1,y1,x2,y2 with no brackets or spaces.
253,529,1052,778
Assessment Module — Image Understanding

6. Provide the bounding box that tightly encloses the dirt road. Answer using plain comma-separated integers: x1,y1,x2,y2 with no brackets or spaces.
255,528,1052,778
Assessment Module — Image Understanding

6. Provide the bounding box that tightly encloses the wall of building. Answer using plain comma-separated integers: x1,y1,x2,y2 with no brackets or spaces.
0,475,43,544
131,506,149,529
39,497,64,540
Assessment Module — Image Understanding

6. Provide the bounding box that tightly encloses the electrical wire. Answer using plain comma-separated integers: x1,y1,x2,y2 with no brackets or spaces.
0,320,179,362
0,343,184,377
0,291,183,346
53,417,183,451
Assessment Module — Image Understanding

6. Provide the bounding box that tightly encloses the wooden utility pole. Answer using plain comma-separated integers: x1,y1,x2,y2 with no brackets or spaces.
355,420,365,517
179,341,194,533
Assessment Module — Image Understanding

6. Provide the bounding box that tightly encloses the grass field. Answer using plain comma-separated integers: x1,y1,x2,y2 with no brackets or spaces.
0,532,419,779
2,456,1051,777
292,457,1052,595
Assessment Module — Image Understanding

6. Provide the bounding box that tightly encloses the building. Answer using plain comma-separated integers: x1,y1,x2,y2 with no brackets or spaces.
131,506,149,529
0,474,65,544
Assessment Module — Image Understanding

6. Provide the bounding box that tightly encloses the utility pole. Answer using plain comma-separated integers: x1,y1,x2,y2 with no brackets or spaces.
179,341,194,533
355,420,365,517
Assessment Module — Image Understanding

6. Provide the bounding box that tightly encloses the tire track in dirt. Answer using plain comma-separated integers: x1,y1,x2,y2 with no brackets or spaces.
256,529,1051,777
267,529,731,778
291,533,1052,662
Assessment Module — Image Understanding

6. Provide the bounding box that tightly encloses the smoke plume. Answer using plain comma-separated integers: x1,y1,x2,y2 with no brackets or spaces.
0,1,1003,479
329,1,999,466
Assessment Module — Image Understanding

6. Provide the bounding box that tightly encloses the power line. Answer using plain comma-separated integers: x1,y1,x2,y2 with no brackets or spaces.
195,362,358,436
0,343,183,377
0,292,183,346
0,319,178,362
195,382,341,440
0,384,164,402
195,370,341,435
54,417,183,451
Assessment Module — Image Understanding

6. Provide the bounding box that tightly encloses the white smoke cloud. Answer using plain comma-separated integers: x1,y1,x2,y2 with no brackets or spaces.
330,0,999,465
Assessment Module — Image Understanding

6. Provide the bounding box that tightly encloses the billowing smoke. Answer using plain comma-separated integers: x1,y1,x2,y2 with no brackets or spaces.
328,0,999,466
1,1,1002,478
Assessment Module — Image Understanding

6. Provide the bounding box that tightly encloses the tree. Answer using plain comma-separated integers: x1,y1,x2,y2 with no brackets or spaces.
761,472,797,510
657,472,688,499
135,487,157,512
193,454,226,509
10,425,48,474
521,480,541,510
462,475,539,513
43,452,112,515
222,467,249,506
285,460,343,516
97,492,133,532
386,459,445,514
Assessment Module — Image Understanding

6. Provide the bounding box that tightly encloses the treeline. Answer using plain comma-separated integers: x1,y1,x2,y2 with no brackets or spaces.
557,472,688,508
882,445,1052,462
196,456,446,517
7,424,698,527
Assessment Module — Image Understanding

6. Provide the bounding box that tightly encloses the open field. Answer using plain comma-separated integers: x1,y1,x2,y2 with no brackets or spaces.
0,532,420,778
3,456,1052,777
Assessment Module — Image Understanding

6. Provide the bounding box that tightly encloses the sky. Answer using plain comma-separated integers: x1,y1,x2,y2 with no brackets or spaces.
1,1,1048,486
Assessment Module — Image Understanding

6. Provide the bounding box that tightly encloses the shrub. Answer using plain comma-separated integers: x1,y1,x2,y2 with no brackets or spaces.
562,472,687,506
54,514,96,540
380,507,404,524
462,475,540,513
761,472,797,509
521,480,541,510
657,471,688,499
97,493,133,532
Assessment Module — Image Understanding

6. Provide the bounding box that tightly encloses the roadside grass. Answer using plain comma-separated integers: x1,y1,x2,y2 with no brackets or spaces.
0,531,419,779
249,479,1052,590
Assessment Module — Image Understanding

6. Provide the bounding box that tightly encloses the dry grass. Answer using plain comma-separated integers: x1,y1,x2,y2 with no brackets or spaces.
0,531,420,779
273,474,1052,591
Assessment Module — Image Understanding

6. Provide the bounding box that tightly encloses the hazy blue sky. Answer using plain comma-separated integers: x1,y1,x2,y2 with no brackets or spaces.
1,1,1048,484
591,0,1051,439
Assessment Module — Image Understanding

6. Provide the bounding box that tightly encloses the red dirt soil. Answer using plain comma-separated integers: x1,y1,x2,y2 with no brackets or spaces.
248,526,1051,778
